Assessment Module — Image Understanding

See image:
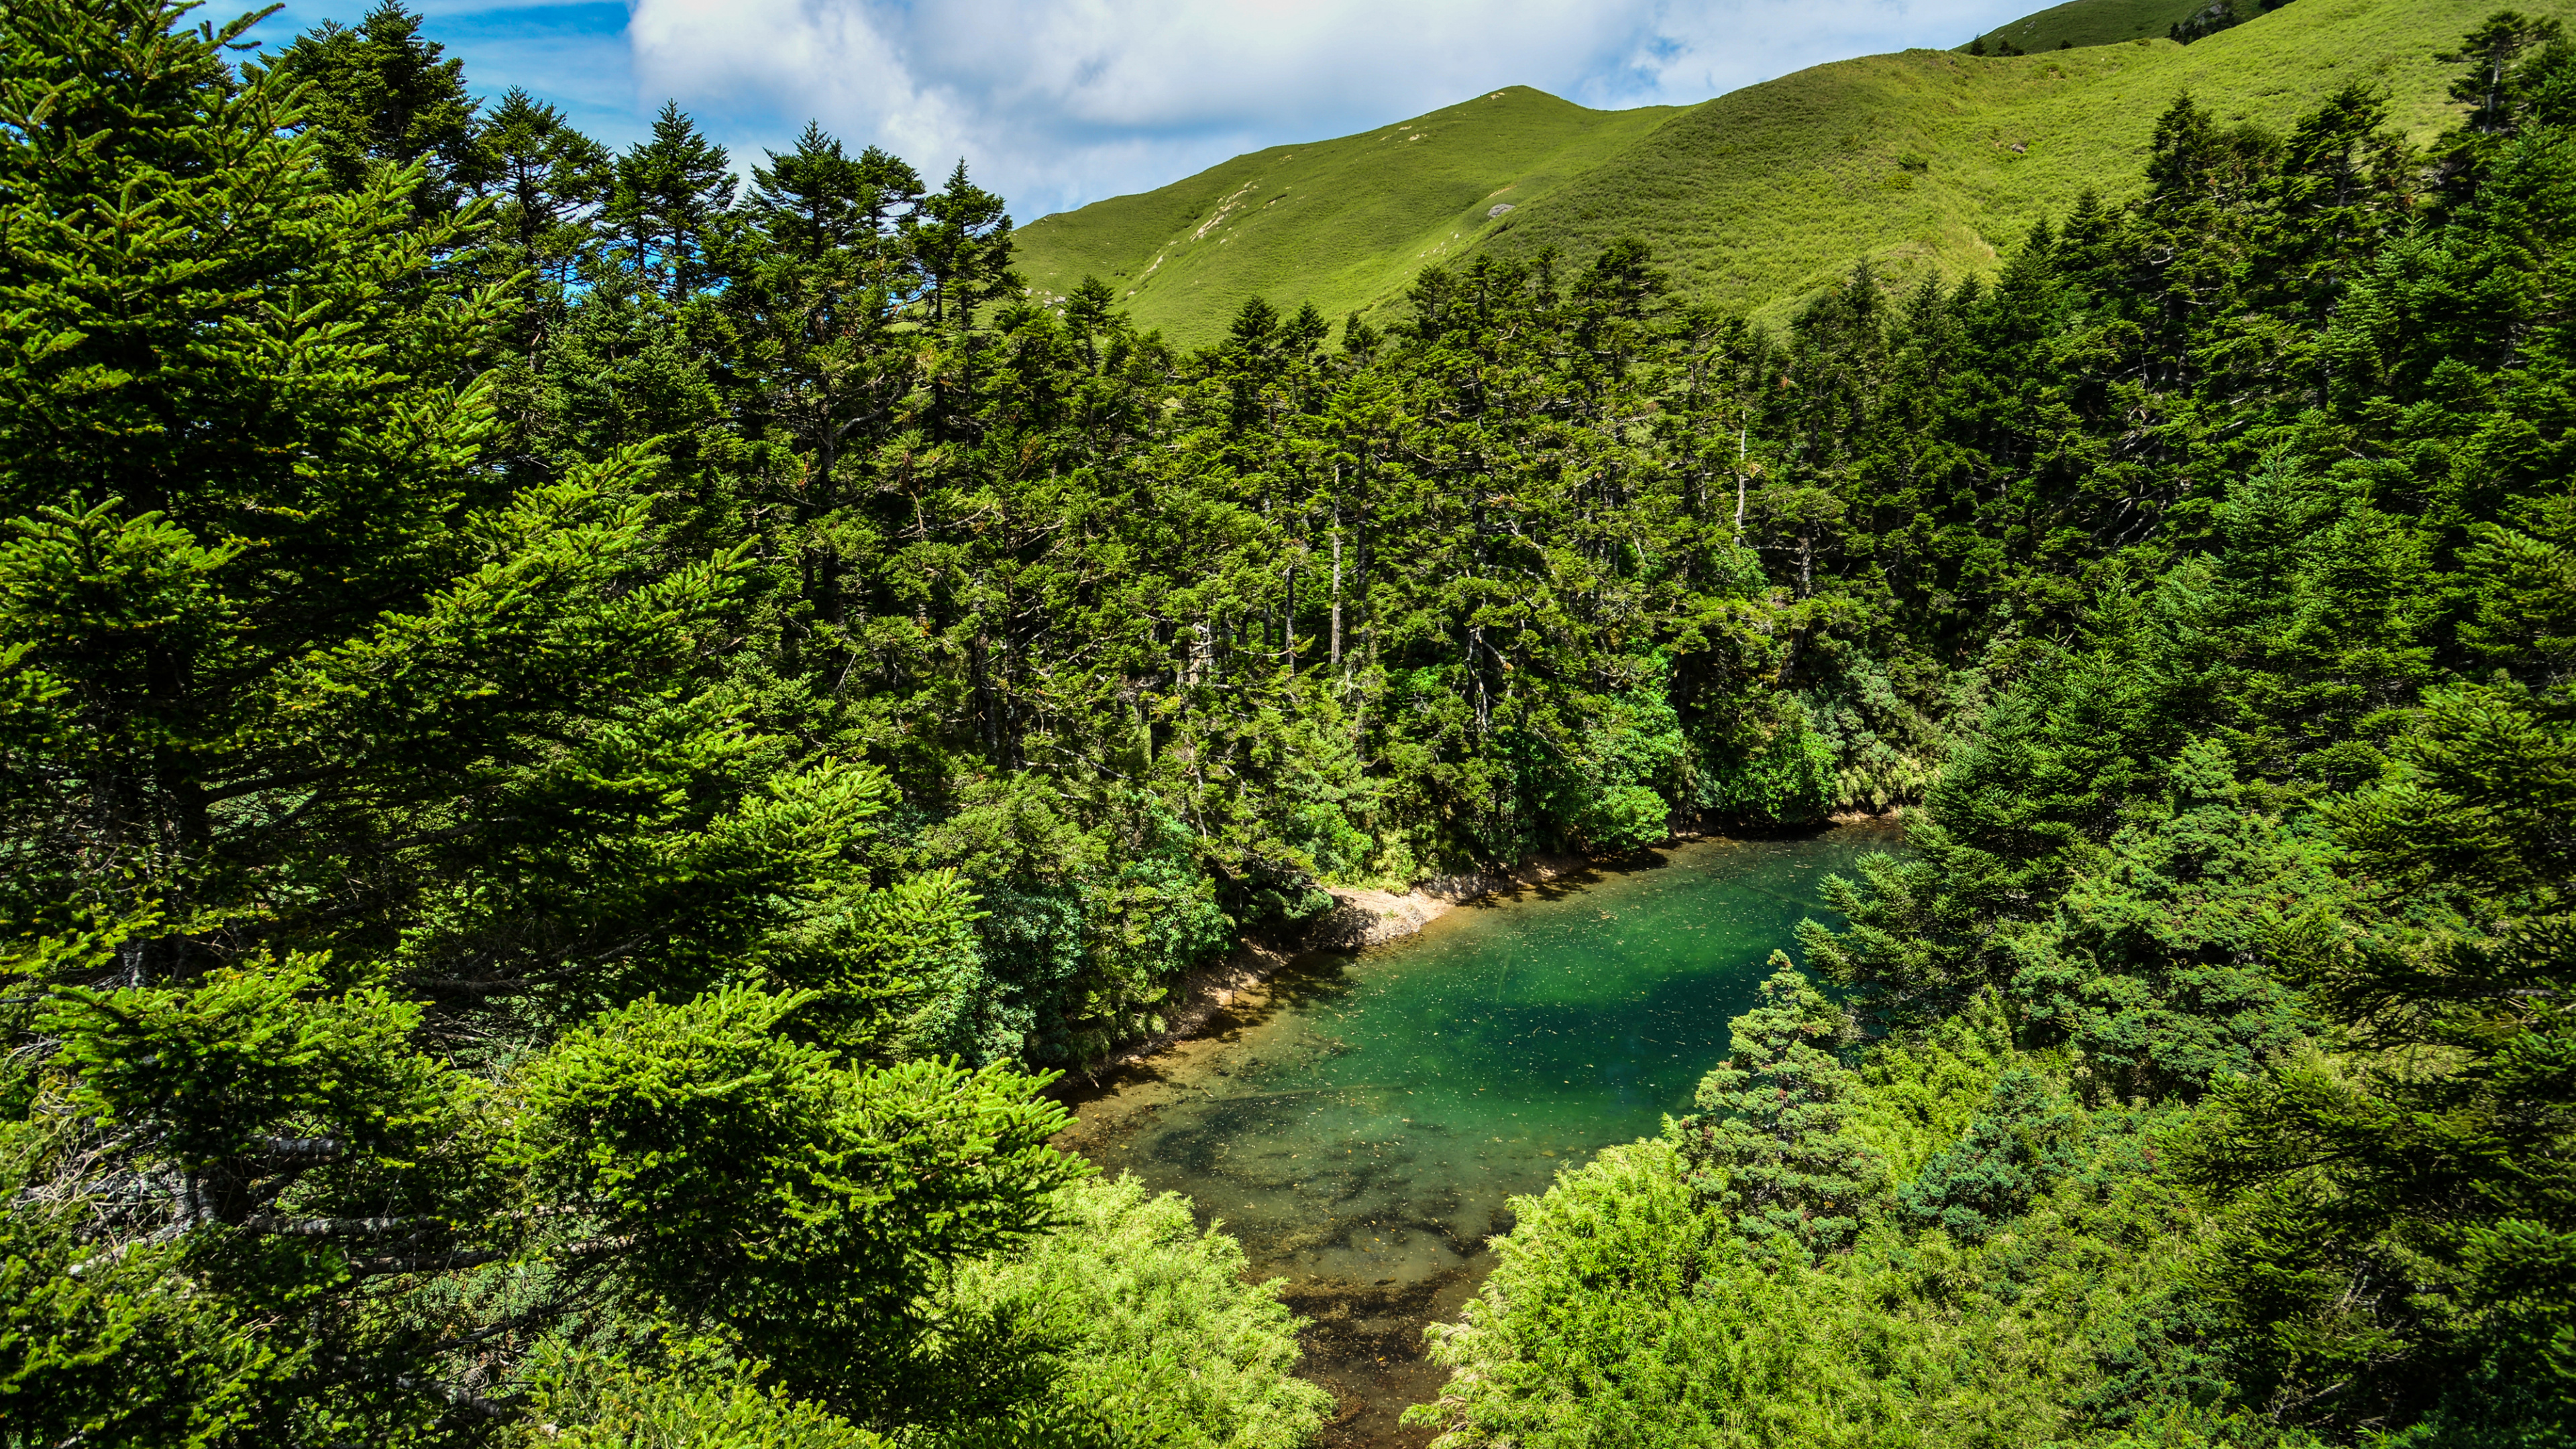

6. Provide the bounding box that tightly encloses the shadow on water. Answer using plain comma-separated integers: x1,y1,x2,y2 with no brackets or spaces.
1053,823,1903,1447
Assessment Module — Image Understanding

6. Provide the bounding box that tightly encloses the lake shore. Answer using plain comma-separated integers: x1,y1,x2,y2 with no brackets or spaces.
1073,813,1907,1079
1072,853,1593,1079
1054,826,1907,1449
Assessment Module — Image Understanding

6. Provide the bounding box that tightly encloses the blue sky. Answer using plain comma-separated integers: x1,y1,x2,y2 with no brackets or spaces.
239,1,2047,220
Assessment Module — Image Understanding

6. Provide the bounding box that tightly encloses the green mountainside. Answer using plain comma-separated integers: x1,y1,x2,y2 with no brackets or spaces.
1011,87,1680,333
1965,0,2207,53
1015,0,2539,345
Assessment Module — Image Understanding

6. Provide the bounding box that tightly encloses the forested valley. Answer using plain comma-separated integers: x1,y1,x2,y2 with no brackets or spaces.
3,2,2572,1446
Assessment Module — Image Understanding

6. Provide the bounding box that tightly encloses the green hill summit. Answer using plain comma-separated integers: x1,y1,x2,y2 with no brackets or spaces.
1016,0,2534,345
1012,87,1680,343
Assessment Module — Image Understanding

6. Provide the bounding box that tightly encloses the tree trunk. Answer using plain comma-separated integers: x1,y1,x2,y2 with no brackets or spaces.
1330,522,1344,671
1735,426,1750,543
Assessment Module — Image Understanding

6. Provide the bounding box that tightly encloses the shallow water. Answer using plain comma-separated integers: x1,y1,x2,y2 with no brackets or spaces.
1056,824,1900,1445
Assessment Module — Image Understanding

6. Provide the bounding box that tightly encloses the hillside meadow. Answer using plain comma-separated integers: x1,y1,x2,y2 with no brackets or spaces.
1016,0,2540,343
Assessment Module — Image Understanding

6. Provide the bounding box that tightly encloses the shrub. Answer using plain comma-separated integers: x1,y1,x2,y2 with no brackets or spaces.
922,1175,1334,1448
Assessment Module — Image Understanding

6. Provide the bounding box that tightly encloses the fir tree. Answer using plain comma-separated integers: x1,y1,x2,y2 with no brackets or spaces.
480,87,610,299
1668,957,1888,1255
0,5,1081,1440
2190,684,2576,1438
912,159,1015,329
269,0,491,215
608,101,738,302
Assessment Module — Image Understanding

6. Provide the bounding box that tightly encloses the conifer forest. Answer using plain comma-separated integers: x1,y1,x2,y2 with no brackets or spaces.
3,2,2573,1446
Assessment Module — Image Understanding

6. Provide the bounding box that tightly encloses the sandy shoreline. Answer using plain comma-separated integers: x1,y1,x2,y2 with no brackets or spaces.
1069,853,1593,1075
1072,810,1904,1077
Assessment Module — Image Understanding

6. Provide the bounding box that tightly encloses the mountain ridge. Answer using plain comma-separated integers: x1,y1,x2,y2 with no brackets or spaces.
1012,86,1680,331
1014,0,2544,345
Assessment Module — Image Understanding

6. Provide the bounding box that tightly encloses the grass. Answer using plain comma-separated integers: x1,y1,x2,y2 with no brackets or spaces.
1010,88,1680,345
1469,0,2522,327
1966,0,2211,53
1012,0,2567,347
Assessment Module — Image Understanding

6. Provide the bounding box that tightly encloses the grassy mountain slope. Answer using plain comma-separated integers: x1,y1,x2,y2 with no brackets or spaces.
1015,0,2552,346
1011,89,1680,339
1965,0,2209,53
1472,0,2508,327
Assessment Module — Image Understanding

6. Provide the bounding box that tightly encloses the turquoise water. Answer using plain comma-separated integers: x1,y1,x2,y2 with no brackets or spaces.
1057,826,1900,1443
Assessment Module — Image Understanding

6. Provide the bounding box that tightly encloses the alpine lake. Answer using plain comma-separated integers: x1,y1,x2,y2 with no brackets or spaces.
1054,822,1904,1446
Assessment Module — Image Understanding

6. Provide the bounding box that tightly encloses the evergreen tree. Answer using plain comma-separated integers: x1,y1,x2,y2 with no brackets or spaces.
0,5,1083,1440
16,3,2576,1440
608,101,737,302
2433,11,2571,198
2447,9,2567,135
2191,684,2576,1439
269,0,491,215
751,121,883,260
912,159,1015,329
1898,1067,2082,1240
480,87,610,299
1667,957,1888,1256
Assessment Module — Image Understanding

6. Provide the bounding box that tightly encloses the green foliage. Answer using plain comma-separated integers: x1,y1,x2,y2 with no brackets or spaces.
1898,1067,2084,1240
1693,694,1839,825
1418,19,2576,1449
920,1175,1335,1448
508,1348,890,1448
609,101,739,303
1667,957,1888,1256
1407,1121,2246,1449
2019,740,2336,1100
1558,685,1690,849
1405,1140,1740,1448
925,798,1235,1067
269,0,490,214
479,87,612,296
1841,987,2017,1180
2186,684,2576,1439
0,1146,284,1449
509,987,1084,1407
1020,0,2496,346
0,4,1118,1440
11,0,2576,1443
41,949,449,1171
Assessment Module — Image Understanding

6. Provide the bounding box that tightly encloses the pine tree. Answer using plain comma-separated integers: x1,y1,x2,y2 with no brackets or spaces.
608,101,738,302
268,0,491,215
1668,957,1888,1255
0,5,1081,1439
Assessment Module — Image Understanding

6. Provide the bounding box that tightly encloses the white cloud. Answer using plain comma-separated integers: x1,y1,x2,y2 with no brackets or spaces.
630,0,2035,216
